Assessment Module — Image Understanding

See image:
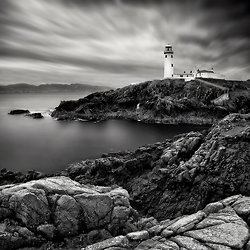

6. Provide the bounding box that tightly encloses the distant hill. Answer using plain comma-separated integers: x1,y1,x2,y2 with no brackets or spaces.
0,83,111,94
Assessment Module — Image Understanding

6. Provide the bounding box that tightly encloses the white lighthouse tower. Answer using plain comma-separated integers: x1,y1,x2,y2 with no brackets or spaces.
164,45,174,78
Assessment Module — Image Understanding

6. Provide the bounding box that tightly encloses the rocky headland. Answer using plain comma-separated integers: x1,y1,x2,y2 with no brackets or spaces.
52,78,250,124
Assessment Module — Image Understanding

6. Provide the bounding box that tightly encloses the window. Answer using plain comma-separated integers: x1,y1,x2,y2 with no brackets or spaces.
171,64,174,67
165,55,167,58
171,55,173,58
172,74,173,77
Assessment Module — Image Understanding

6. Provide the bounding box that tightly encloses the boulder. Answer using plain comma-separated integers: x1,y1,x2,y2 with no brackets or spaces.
54,195,81,236
203,201,224,214
232,197,250,216
83,236,129,250
166,211,205,233
184,223,249,248
9,188,50,229
171,235,210,250
75,193,113,230
37,224,55,239
8,109,30,115
126,230,149,241
0,176,136,249
26,112,44,119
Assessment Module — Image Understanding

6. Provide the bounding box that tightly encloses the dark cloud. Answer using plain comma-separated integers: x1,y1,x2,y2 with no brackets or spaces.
179,35,212,48
0,0,249,86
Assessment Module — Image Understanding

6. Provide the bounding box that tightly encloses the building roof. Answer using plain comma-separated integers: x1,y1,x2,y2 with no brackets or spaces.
197,69,214,73
174,73,193,76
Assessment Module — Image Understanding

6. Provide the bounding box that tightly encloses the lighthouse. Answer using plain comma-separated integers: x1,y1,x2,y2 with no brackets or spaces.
162,44,225,81
164,45,174,78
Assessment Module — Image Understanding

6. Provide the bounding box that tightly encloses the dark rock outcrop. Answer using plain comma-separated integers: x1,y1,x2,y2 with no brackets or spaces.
26,112,44,119
83,195,250,250
9,109,30,115
0,169,46,186
0,176,137,249
52,78,250,124
63,113,250,221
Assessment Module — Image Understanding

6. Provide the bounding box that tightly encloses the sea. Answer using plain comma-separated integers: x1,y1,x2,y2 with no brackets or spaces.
0,92,210,174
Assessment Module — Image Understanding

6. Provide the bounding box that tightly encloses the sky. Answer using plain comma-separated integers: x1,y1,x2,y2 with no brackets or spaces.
0,0,249,87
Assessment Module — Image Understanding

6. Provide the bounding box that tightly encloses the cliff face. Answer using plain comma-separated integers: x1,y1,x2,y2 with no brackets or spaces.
63,113,250,221
52,78,250,124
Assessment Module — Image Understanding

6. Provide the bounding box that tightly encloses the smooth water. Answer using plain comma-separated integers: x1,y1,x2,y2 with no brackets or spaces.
0,93,209,174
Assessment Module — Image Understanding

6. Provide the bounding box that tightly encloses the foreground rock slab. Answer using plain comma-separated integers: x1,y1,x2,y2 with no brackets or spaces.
83,195,250,250
0,176,137,249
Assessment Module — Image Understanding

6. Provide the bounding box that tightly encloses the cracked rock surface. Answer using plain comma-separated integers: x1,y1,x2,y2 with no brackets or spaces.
0,176,137,249
82,195,250,250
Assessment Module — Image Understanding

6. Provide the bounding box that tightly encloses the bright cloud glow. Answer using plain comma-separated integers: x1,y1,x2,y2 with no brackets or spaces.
0,0,249,86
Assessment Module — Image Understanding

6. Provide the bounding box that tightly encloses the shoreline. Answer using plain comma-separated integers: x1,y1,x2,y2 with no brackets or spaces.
52,110,216,125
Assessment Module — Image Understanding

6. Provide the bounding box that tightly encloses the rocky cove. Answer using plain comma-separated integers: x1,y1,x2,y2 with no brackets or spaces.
0,112,249,249
1,79,250,249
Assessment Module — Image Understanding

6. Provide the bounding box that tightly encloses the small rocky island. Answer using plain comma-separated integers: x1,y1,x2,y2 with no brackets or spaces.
9,109,30,115
8,110,44,119
26,112,44,119
1,79,250,249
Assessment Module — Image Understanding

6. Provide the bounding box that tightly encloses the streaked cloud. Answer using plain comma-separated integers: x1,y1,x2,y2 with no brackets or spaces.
0,0,249,86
